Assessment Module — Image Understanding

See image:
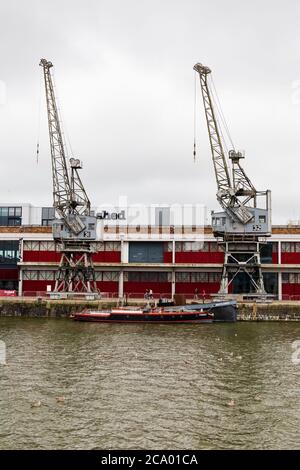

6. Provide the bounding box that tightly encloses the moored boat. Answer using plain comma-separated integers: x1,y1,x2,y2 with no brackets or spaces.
70,306,214,323
171,300,238,322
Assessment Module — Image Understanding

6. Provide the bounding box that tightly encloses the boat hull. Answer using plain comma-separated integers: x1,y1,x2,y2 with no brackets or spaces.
71,310,214,323
175,300,237,322
70,300,237,324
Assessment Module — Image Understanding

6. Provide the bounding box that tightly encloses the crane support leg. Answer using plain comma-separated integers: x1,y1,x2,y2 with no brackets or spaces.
53,243,100,299
218,238,266,296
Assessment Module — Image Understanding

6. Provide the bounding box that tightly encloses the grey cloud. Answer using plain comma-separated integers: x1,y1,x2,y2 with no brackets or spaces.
0,0,300,224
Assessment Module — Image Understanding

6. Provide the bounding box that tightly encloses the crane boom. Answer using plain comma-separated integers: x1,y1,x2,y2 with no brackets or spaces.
39,59,72,218
40,59,92,235
193,64,231,199
194,63,254,224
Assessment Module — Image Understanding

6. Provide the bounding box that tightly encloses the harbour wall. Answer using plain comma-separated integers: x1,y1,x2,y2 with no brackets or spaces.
0,298,300,320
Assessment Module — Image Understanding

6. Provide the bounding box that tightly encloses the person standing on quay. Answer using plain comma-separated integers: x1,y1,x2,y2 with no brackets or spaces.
194,287,199,300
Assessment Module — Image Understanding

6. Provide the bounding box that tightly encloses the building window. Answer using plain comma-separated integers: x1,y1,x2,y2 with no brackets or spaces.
209,273,222,283
23,270,56,281
175,272,220,283
259,215,266,223
105,242,121,252
127,272,140,282
0,207,8,217
39,271,55,280
23,270,38,280
175,272,190,282
166,242,173,252
23,241,58,252
260,242,273,264
103,272,119,281
0,206,22,226
191,272,209,282
0,240,19,264
41,207,55,226
127,272,171,282
39,241,55,251
209,242,223,252
284,273,300,283
157,272,169,282
0,280,18,290
282,242,293,253
183,242,204,252
176,241,208,252
282,273,289,284
23,241,40,251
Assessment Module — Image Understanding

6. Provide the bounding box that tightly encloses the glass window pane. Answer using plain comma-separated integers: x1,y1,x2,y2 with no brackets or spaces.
175,272,190,282
128,272,140,282
157,272,168,282
282,273,289,283
282,243,290,253
210,272,221,282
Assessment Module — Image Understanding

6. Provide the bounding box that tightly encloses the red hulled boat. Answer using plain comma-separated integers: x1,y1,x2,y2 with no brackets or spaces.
70,307,214,323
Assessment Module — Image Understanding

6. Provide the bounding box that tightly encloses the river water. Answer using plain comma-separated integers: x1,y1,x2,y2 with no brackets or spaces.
0,318,299,450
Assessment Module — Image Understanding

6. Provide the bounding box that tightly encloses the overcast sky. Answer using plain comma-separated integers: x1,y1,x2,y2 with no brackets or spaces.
0,0,300,224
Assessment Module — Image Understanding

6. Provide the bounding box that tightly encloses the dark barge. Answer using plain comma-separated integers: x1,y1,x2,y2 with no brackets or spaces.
70,300,237,323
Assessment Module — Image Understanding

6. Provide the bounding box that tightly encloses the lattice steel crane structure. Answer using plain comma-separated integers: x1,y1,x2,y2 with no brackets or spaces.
40,59,99,299
194,63,271,295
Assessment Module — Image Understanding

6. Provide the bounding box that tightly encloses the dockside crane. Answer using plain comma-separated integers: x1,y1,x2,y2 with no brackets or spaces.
194,63,271,295
40,59,99,298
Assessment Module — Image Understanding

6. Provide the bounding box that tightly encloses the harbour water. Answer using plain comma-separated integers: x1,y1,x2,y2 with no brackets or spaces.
0,318,299,450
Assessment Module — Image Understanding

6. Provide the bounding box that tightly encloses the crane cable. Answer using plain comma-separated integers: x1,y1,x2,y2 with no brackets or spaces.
208,76,235,184
52,69,75,161
36,70,43,164
208,79,230,156
193,71,234,164
210,75,235,151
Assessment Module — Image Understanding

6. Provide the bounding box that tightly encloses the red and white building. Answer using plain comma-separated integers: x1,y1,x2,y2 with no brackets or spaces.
1,203,300,300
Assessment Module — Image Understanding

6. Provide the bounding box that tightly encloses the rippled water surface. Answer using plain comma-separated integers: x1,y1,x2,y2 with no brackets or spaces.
0,318,300,449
